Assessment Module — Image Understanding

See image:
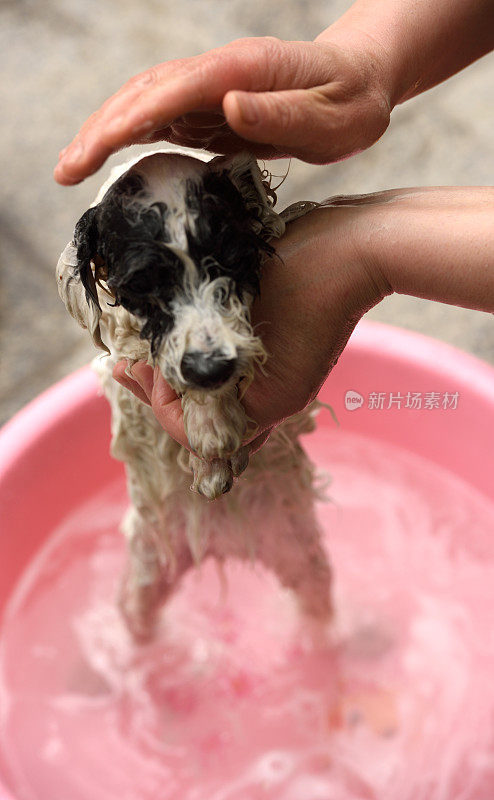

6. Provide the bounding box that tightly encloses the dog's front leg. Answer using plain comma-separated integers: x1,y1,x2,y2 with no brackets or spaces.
183,387,246,460
183,388,249,500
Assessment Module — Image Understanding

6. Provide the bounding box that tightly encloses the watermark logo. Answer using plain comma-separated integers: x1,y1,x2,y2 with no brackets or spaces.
344,390,460,411
344,390,364,411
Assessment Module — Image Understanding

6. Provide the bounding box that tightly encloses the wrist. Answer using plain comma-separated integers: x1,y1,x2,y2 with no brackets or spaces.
314,23,398,111
340,210,393,320
315,6,428,109
282,206,391,325
317,1,494,107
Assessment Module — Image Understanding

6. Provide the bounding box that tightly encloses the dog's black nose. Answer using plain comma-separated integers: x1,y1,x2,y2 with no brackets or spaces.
180,350,236,388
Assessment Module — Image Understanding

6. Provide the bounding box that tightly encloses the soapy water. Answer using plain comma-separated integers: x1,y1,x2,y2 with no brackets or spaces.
1,429,494,800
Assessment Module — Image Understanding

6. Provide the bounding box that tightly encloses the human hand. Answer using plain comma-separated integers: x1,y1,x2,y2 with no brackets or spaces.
54,35,391,185
112,204,389,452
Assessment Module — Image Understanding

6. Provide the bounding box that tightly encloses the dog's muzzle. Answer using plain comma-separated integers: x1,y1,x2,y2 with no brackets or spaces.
180,350,236,389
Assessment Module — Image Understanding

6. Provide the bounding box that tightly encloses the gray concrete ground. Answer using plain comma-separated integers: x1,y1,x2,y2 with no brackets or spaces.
1,0,494,427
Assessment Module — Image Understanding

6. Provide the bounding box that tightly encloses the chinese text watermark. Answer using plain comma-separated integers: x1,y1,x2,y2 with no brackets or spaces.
344,390,460,412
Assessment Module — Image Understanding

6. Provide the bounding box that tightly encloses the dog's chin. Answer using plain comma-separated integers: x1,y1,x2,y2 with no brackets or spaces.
168,373,240,398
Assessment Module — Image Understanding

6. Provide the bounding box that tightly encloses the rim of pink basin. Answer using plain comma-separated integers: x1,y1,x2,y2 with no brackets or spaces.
1,319,494,799
0,364,101,485
2,319,494,483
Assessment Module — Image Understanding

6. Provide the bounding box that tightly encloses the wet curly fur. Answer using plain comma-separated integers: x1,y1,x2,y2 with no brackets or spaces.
56,149,332,641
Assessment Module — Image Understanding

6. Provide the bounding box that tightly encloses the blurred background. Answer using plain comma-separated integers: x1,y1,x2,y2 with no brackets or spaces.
1,0,493,426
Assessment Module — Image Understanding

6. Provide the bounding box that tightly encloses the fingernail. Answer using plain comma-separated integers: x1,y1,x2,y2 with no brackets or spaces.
124,359,135,379
129,363,140,381
234,93,259,126
62,141,84,164
58,146,69,160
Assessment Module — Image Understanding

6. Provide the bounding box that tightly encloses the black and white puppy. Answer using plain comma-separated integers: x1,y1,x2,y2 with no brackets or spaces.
57,149,331,641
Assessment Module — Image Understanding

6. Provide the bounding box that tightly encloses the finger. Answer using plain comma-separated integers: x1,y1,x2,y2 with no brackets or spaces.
150,368,191,451
101,37,321,140
54,38,322,184
112,361,151,405
240,349,297,433
54,47,259,184
54,71,173,184
247,428,272,455
128,361,154,399
224,86,344,163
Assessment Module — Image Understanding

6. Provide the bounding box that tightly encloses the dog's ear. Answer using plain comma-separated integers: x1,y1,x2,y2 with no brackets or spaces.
56,206,109,352
209,153,285,241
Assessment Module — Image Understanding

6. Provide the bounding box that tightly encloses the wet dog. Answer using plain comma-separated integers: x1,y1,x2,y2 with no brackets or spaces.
57,149,331,640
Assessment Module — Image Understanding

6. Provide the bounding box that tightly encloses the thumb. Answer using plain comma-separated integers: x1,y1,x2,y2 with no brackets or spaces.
223,87,336,162
150,369,191,451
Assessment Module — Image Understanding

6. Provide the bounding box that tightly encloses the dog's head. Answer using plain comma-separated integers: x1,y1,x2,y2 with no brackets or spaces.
57,151,285,393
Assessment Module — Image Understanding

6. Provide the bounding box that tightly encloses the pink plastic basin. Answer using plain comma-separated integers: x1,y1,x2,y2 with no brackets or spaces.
1,319,494,800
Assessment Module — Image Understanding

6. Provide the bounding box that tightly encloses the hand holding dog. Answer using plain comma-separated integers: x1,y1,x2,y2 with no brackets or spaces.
113,203,382,451
114,187,494,452
54,0,494,186
53,35,390,185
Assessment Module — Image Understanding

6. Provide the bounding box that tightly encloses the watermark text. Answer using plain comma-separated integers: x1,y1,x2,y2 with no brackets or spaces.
344,390,459,412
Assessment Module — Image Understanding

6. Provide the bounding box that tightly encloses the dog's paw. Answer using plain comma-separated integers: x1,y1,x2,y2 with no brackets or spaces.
189,453,233,500
183,393,247,460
